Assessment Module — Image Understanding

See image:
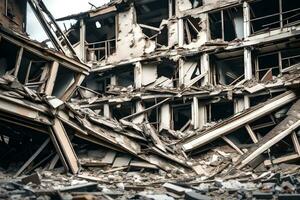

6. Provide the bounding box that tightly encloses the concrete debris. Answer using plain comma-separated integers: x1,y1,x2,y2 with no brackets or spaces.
2,0,300,199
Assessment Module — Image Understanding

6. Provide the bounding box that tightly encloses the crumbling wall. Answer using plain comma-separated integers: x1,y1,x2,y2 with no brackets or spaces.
107,6,156,64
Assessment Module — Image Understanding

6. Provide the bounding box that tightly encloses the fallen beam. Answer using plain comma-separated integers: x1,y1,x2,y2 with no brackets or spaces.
237,99,300,169
182,91,297,152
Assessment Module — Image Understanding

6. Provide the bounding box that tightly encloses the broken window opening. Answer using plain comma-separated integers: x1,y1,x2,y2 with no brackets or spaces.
157,60,178,88
116,69,134,88
183,16,201,44
213,55,244,85
255,46,300,81
82,73,111,94
135,0,169,47
86,14,116,62
209,6,244,41
249,0,300,35
208,100,234,122
256,52,280,81
111,102,134,120
172,103,191,130
281,48,300,70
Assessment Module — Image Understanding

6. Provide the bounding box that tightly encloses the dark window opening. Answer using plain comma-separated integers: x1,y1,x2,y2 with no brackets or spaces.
257,53,279,81
209,101,234,122
85,14,116,62
157,60,177,87
214,55,244,85
0,40,18,76
209,6,243,41
172,104,191,130
111,102,133,120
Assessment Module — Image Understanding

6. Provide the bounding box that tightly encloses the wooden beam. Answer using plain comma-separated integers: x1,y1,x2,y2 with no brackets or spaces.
51,118,80,174
14,47,24,77
44,61,59,95
264,153,300,166
245,124,258,143
222,136,244,155
292,132,300,155
14,137,50,177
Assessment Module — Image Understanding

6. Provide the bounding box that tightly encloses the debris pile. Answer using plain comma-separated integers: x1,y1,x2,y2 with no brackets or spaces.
2,0,300,199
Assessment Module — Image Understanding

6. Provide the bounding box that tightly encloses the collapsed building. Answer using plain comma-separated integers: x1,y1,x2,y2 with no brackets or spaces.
2,0,300,199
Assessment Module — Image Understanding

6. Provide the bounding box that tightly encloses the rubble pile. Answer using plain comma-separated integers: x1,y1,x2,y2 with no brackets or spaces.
2,0,300,199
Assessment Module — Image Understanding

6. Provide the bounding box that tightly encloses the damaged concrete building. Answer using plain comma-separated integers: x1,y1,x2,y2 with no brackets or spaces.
2,0,300,199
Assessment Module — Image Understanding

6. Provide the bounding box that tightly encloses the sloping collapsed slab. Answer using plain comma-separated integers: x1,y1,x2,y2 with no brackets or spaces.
235,99,300,169
182,91,298,152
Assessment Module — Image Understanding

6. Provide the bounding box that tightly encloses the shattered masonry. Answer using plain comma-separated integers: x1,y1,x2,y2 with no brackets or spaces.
2,0,300,199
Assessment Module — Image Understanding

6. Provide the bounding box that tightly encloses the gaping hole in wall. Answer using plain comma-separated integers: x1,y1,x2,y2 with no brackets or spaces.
0,39,18,76
183,16,201,44
209,6,243,41
189,0,203,9
52,66,76,98
212,54,244,85
135,0,169,47
209,100,234,122
111,102,133,120
157,60,177,88
86,14,116,62
172,102,191,130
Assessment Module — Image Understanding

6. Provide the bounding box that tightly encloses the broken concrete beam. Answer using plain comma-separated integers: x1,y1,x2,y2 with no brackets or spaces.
182,91,297,152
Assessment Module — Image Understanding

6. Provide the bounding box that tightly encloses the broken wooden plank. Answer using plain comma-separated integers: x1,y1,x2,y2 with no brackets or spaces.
291,132,300,156
245,124,258,143
222,136,244,155
264,153,300,166
51,118,80,174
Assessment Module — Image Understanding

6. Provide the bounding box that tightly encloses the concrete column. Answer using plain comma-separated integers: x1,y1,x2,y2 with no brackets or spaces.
134,62,142,89
79,19,86,61
103,104,111,118
178,18,184,47
192,97,207,129
159,103,172,131
200,53,210,85
243,1,251,38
